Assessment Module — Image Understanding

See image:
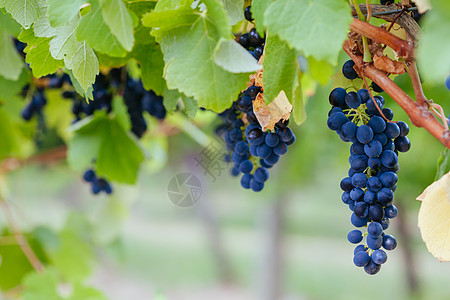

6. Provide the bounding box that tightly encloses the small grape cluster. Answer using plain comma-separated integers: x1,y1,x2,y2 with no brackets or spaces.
216,85,296,192
238,6,265,61
83,169,113,195
327,60,411,274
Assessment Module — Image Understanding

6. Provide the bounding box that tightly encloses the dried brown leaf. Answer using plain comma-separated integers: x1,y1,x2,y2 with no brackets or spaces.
373,55,406,74
253,90,292,131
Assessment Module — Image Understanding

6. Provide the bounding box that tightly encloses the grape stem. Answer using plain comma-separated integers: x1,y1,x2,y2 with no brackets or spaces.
343,40,450,149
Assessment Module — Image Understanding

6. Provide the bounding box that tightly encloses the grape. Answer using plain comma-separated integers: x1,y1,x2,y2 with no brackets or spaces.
239,160,254,174
277,127,294,143
244,6,253,21
354,245,367,254
250,178,264,192
356,125,374,144
273,142,288,156
369,204,385,222
364,140,383,157
367,222,383,237
249,28,264,47
351,213,368,227
265,133,280,147
340,177,353,192
394,136,411,152
384,205,398,219
247,128,265,145
372,249,388,264
354,251,371,267
364,191,377,204
239,33,250,49
348,230,363,244
380,150,398,168
254,46,264,59
256,144,272,159
352,173,367,188
382,234,397,250
83,169,96,182
345,92,361,109
254,167,269,183
379,172,398,188
357,89,371,104
264,153,280,165
367,176,382,192
350,142,365,155
397,121,410,137
342,192,352,204
368,116,386,133
341,122,357,140
329,88,347,108
83,169,113,195
367,235,382,250
372,82,384,93
377,188,394,205
350,188,365,201
342,60,359,80
241,174,252,189
384,122,400,139
381,218,390,230
374,133,388,146
354,202,369,218
364,259,381,275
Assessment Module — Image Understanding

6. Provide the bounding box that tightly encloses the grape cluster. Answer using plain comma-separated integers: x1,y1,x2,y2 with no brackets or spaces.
327,60,411,274
83,169,113,195
216,85,295,192
239,6,265,60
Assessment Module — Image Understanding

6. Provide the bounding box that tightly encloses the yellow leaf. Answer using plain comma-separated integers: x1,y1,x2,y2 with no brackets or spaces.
412,0,432,14
417,171,450,262
253,90,292,131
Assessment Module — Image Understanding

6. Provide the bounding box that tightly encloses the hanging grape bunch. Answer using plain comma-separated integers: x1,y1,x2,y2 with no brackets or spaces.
215,6,296,192
327,59,411,274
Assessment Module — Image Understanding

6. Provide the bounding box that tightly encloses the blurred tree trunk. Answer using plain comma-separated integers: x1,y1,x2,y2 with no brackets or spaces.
396,201,421,299
256,196,285,300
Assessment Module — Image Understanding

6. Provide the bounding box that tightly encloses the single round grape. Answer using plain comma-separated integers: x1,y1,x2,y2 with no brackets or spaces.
381,150,398,168
377,188,394,206
369,204,385,222
368,116,386,134
356,125,374,144
367,235,383,250
364,191,377,205
357,89,370,104
367,222,383,237
354,244,367,255
354,202,369,218
241,173,252,189
384,205,398,219
239,160,254,174
348,230,363,244
394,136,411,152
250,178,264,192
244,5,253,21
254,167,269,183
345,91,361,108
329,88,347,108
364,259,381,275
354,251,371,267
342,60,359,80
372,249,388,264
351,213,368,227
265,132,280,147
382,234,397,250
379,172,398,188
367,176,382,193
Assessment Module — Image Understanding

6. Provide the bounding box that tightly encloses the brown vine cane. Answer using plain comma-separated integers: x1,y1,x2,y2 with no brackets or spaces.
347,5,450,149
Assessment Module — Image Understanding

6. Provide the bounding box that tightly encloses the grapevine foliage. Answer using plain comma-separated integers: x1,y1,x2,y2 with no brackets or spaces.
0,0,449,295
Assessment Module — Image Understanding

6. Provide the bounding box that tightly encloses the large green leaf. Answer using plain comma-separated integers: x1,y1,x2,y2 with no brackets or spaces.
263,33,299,104
76,0,127,57
42,17,99,93
18,29,63,77
264,0,352,64
219,0,244,25
0,9,22,36
0,0,44,29
100,0,134,51
47,0,85,27
0,27,23,80
213,38,262,73
417,0,450,83
251,0,273,36
132,41,165,95
68,113,145,184
143,0,252,112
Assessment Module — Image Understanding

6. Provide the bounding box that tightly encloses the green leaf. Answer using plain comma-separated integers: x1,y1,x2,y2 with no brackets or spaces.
163,86,181,112
218,0,244,25
18,29,64,77
66,69,94,100
132,40,165,95
292,65,307,125
69,284,107,300
52,229,94,282
181,95,198,120
22,270,61,300
68,113,145,184
100,0,135,51
0,27,24,80
0,9,22,36
0,0,44,29
143,0,251,112
251,0,273,36
214,38,262,73
308,56,334,86
47,0,85,27
417,0,450,83
264,0,352,64
0,67,30,101
112,95,131,130
76,0,127,57
435,148,449,181
47,17,99,93
263,33,299,104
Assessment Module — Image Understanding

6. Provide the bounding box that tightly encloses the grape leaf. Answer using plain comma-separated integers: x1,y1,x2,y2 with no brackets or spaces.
76,0,127,57
0,27,24,80
0,0,44,29
308,56,334,86
218,0,244,25
0,68,30,101
0,9,21,36
264,0,352,64
112,95,131,131
251,0,273,36
18,29,63,77
22,270,61,300
68,113,145,184
143,0,251,112
417,0,450,83
47,0,86,27
44,17,99,93
69,284,107,300
263,33,299,104
214,38,262,73
435,148,449,181
100,0,134,51
132,41,165,95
